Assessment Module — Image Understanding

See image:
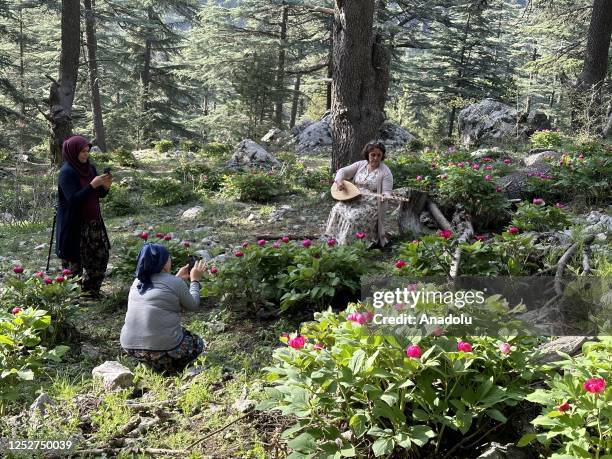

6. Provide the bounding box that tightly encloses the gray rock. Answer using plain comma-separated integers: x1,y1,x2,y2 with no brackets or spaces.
92,361,134,389
267,205,294,223
536,336,590,364
195,249,212,261
181,206,205,221
247,213,256,221
296,113,333,154
192,226,213,234
378,121,417,149
213,254,227,263
29,393,56,416
227,140,280,170
81,343,102,360
34,243,46,250
470,147,506,159
291,119,314,136
0,212,15,223
523,150,562,167
458,98,551,147
119,176,138,190
89,146,102,154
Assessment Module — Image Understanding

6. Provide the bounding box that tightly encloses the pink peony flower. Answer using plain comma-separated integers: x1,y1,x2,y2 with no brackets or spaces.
484,174,492,181
355,232,366,239
503,159,512,164
499,343,511,354
163,235,172,241
44,277,52,285
62,269,72,276
55,276,65,283
475,235,487,242
282,236,290,243
583,377,606,394
156,232,165,238
34,271,44,278
395,260,407,269
235,251,244,257
558,401,571,412
483,157,492,162
148,225,154,231
484,165,493,171
508,226,520,235
139,231,149,240
457,341,473,352
347,312,368,325
496,186,502,192
394,303,404,311
13,266,24,274
440,174,448,179
302,239,312,248
11,307,22,315
210,266,218,274
257,239,266,246
438,229,453,239
406,344,422,359
362,311,374,323
327,238,337,247
431,326,444,337
416,175,423,181
182,241,190,248
288,336,306,349
273,241,281,248
313,343,324,350
472,164,481,170
457,162,465,168
532,198,545,206
555,203,567,209
578,154,585,160
242,242,249,248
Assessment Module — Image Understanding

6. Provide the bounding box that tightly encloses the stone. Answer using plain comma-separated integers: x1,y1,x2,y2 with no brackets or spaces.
267,205,294,223
81,343,102,360
194,249,212,261
92,361,134,389
29,393,56,416
34,243,46,250
458,98,552,147
470,147,506,159
295,113,333,154
523,150,562,167
89,146,102,154
119,176,138,190
227,140,280,170
232,390,256,413
378,121,417,149
536,336,590,364
0,212,15,222
181,206,205,221
247,213,256,221
192,226,213,234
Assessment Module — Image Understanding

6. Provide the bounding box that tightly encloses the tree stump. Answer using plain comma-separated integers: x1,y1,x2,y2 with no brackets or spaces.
395,187,428,238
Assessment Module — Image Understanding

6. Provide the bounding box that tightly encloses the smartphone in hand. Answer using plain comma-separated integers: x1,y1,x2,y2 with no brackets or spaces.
188,255,196,272
103,167,112,175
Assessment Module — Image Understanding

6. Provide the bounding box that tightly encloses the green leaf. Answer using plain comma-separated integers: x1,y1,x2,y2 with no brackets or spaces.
371,437,394,457
486,409,507,423
340,444,356,457
349,413,368,439
517,433,537,447
288,433,317,453
348,349,367,375
16,369,34,381
408,425,435,447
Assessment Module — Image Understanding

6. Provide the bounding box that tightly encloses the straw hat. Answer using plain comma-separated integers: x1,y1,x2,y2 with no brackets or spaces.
330,180,361,201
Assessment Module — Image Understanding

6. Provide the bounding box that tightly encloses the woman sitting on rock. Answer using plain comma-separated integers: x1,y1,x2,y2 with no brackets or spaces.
325,141,394,247
120,243,207,374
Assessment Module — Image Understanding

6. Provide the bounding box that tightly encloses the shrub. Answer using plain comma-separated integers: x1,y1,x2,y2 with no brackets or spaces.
220,171,283,202
201,239,373,313
111,232,192,281
259,307,538,457
201,142,232,157
530,130,564,149
102,184,140,217
510,201,571,232
1,269,80,344
385,155,436,189
397,232,543,276
141,177,194,207
434,166,509,228
172,161,224,192
153,139,174,154
112,148,137,167
0,309,69,414
519,337,611,458
179,139,200,152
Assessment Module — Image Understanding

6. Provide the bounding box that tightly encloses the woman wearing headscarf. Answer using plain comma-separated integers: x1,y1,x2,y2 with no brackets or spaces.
120,243,207,374
56,135,112,298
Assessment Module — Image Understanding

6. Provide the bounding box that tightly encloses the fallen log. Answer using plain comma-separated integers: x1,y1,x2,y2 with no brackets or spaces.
426,200,452,231
554,235,595,295
449,207,474,279
395,187,429,238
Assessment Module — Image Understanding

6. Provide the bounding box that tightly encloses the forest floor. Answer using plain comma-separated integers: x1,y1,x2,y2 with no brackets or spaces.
0,152,380,459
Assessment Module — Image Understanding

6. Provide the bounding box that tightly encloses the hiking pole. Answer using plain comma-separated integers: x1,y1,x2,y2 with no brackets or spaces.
46,205,57,273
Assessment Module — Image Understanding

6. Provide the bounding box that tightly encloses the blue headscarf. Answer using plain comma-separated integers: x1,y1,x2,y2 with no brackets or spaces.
135,243,170,294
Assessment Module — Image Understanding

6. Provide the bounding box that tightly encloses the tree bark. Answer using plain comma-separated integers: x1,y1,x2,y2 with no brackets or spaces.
274,2,289,128
572,0,612,131
331,0,390,171
48,0,81,165
289,74,301,128
84,0,107,152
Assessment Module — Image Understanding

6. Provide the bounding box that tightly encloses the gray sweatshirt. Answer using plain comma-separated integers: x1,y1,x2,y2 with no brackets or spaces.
120,272,201,351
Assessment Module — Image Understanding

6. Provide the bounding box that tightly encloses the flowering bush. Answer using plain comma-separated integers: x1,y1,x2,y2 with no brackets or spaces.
1,269,80,344
510,201,571,232
434,166,509,228
397,232,542,276
201,239,373,313
385,155,437,190
519,338,611,458
530,130,564,149
259,307,538,457
0,309,69,414
220,171,284,202
111,232,192,280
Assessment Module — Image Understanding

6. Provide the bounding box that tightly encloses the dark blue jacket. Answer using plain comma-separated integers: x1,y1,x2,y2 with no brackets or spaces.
55,163,109,263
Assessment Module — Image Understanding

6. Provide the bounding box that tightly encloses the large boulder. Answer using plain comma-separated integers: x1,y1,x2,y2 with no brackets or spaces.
378,122,417,149
523,150,562,168
458,98,552,147
296,113,333,154
227,139,281,170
